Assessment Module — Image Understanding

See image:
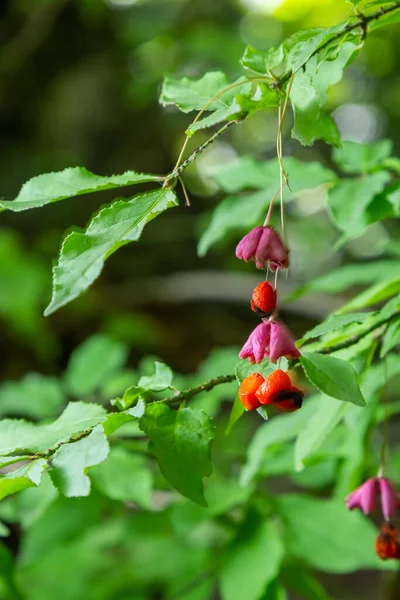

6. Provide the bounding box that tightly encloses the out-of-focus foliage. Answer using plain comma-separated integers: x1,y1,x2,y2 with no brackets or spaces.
1,0,400,599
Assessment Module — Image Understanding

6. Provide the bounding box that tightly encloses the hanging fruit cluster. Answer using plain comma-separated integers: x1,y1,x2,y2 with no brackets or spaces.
235,225,303,413
346,476,400,560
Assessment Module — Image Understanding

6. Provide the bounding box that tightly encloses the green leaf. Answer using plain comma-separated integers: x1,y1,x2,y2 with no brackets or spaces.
333,139,393,174
0,168,160,212
64,334,127,396
0,521,10,537
310,42,358,105
380,318,400,358
290,70,340,147
277,494,395,572
240,45,285,75
90,446,152,508
186,83,278,135
102,407,142,436
235,357,274,383
337,277,400,313
14,473,58,528
219,511,284,600
111,387,148,412
298,312,374,345
240,397,319,485
300,352,366,406
212,156,336,194
160,71,249,112
49,425,109,497
328,171,391,238
0,459,47,501
0,402,107,456
288,23,348,72
287,260,400,301
197,190,266,256
138,361,173,391
139,404,215,506
0,374,64,419
199,157,336,256
368,5,400,31
294,396,350,470
225,396,246,435
44,188,178,315
281,565,331,600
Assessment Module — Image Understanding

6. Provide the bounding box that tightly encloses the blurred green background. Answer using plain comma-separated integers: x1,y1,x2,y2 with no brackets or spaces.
1,0,400,598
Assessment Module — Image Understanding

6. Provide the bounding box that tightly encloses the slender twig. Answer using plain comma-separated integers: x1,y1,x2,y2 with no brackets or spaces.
165,119,241,186
159,374,236,405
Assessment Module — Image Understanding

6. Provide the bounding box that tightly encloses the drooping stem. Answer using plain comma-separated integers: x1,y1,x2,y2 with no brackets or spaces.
378,357,390,477
171,119,240,180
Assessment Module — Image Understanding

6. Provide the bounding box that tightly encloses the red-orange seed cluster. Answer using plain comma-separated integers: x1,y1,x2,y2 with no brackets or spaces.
375,522,400,560
238,369,304,413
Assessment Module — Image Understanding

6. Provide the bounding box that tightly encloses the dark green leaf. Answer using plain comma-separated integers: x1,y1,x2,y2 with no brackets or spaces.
300,352,366,406
281,565,331,600
277,494,394,572
139,404,215,506
49,425,109,497
90,446,152,508
138,361,173,391
0,168,160,212
298,312,374,345
0,402,107,456
0,521,10,537
333,139,393,174
44,188,178,315
219,511,284,600
64,334,128,396
328,172,391,237
0,459,47,501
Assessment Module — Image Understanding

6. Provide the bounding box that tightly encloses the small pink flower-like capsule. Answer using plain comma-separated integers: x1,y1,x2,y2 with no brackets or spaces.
380,478,398,521
346,478,379,515
236,226,289,271
268,321,301,363
239,322,271,364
